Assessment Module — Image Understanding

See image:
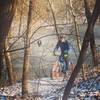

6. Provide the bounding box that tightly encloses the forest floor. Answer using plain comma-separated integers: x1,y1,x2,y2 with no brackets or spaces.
0,70,100,100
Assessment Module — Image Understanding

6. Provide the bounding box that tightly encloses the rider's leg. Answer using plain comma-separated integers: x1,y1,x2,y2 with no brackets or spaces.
59,55,68,80
65,58,69,70
62,58,69,80
62,61,68,81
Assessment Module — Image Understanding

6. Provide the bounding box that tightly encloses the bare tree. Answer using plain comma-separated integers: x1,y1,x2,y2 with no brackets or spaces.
4,38,14,84
22,0,33,97
18,1,23,36
47,0,59,39
62,0,100,99
0,0,17,80
84,0,97,66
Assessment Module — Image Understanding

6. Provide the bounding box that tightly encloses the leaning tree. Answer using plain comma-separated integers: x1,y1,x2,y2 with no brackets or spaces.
62,0,100,99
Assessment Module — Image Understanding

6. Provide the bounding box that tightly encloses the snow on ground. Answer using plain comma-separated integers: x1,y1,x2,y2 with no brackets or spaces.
0,75,100,100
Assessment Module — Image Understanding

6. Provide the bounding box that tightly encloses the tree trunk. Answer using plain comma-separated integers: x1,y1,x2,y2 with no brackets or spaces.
4,38,14,84
18,2,23,36
22,0,33,97
0,0,17,80
84,0,97,66
63,0,70,24
62,0,100,99
48,0,59,39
